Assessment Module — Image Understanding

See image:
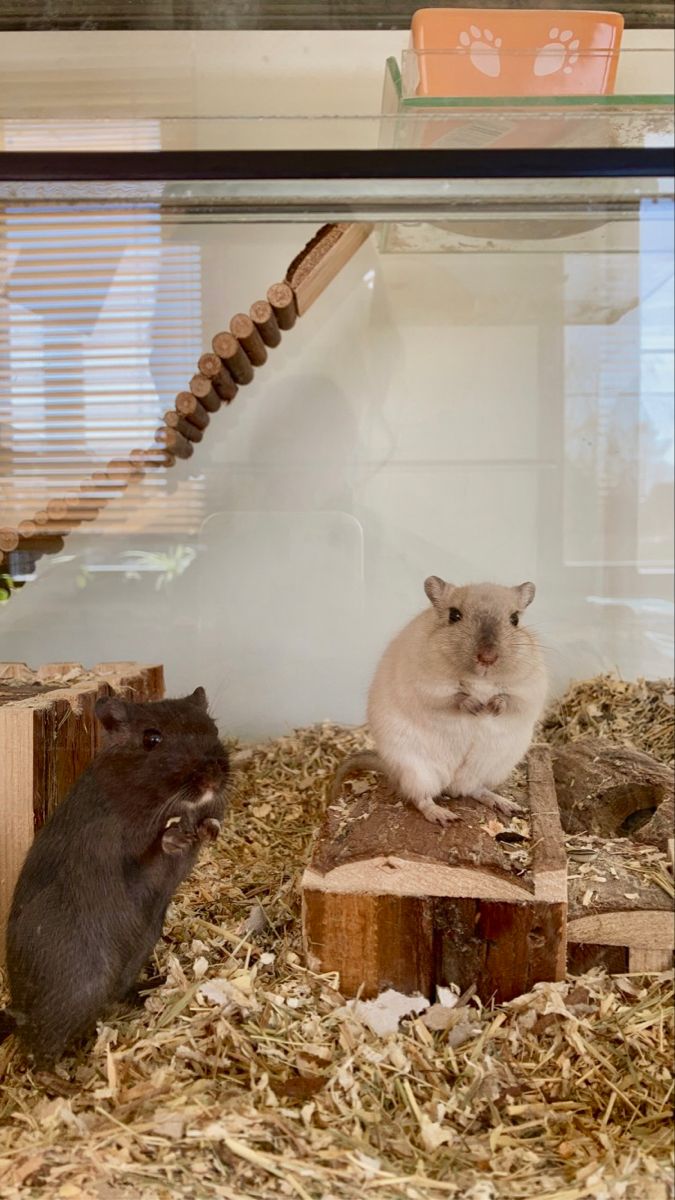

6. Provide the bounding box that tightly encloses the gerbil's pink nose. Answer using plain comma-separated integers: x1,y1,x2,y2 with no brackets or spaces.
477,647,499,667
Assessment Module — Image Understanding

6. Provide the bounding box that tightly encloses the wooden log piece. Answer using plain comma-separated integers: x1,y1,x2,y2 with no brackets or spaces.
0,529,19,553
302,745,566,1003
551,739,673,849
230,313,268,367
196,356,238,404
163,410,204,444
129,447,176,471
249,300,281,348
106,457,143,483
266,282,297,331
45,500,82,534
175,392,210,430
17,521,39,539
155,426,194,460
188,377,222,414
285,222,373,316
528,743,568,902
211,332,255,385
566,835,673,975
62,496,101,523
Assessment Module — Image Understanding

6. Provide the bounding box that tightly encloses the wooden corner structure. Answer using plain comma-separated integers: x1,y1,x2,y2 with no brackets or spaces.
2,222,374,591
302,738,674,1002
302,744,567,1004
0,661,164,959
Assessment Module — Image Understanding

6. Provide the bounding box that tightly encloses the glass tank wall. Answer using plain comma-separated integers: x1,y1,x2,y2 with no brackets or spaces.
1,168,671,737
0,34,672,738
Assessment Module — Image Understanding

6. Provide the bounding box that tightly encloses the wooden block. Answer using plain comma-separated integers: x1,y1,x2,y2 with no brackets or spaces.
0,662,164,959
285,222,374,316
301,744,567,1003
566,835,674,976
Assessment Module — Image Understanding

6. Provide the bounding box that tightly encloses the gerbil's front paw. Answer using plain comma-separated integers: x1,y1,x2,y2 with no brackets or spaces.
161,825,194,855
197,817,221,843
455,692,485,716
485,694,508,716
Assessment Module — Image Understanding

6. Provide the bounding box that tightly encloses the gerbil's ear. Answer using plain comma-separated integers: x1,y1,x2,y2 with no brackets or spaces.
188,686,208,710
94,696,130,733
515,582,536,610
424,576,450,608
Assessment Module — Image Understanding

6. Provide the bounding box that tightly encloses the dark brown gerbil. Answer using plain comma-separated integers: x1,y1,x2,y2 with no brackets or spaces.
2,687,229,1064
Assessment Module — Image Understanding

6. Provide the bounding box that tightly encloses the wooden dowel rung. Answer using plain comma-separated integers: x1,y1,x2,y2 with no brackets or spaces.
249,300,281,348
211,332,255,386
164,410,203,444
155,426,194,460
175,392,210,430
128,447,176,471
187,376,223,413
0,528,19,553
17,534,65,557
46,499,69,521
103,461,141,488
229,314,267,367
266,282,297,331
197,354,238,404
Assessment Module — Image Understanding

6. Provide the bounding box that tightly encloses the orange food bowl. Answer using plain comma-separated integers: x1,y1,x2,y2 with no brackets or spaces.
410,8,624,96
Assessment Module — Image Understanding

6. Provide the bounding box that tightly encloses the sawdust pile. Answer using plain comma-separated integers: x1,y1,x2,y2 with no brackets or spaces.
0,676,673,1200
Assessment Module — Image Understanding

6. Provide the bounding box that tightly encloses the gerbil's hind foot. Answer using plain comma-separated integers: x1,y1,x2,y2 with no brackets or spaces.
414,796,460,826
471,789,523,817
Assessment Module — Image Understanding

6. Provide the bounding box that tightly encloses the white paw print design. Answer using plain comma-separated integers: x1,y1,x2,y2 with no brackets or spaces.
533,28,581,77
458,26,503,78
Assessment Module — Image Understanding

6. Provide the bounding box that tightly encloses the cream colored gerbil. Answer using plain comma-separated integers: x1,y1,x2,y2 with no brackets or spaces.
332,577,548,825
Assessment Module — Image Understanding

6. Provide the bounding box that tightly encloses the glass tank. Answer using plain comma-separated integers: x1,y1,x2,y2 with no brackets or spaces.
0,41,673,738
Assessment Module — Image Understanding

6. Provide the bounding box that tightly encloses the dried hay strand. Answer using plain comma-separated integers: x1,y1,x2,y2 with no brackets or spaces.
541,674,674,767
0,677,673,1200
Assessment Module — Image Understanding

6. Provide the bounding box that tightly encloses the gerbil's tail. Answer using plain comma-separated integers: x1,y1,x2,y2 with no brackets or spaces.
329,750,385,803
0,1008,17,1045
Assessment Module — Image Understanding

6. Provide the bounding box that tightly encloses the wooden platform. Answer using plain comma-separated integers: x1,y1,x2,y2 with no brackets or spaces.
302,744,567,1003
0,661,164,958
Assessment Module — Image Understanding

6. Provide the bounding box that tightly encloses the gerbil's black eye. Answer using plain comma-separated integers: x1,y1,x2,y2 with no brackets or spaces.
142,728,163,751
510,612,519,627
448,607,463,623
